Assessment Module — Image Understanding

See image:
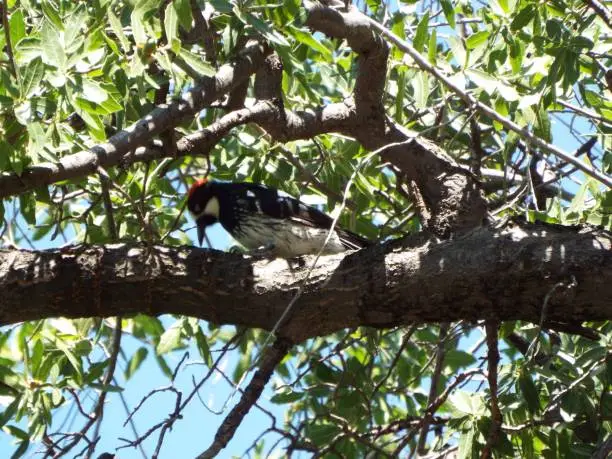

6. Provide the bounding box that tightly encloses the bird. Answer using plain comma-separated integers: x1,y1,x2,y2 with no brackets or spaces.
186,178,371,258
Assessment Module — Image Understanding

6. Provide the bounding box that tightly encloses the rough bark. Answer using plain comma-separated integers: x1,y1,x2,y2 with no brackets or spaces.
304,4,488,235
1,222,609,342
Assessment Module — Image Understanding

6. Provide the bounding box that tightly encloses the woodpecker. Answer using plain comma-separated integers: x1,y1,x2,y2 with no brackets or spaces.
186,179,371,257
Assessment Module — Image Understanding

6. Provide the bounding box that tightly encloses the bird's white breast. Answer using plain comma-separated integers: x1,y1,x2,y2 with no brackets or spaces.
233,215,346,257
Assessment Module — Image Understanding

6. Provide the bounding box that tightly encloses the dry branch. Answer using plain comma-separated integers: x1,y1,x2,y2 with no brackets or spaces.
1,222,610,342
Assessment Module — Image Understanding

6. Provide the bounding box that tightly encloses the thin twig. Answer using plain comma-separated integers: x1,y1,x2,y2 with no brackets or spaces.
2,0,16,77
526,277,577,362
371,326,417,396
581,0,612,27
365,16,612,187
557,100,612,127
53,319,122,458
416,323,449,455
481,320,502,459
196,337,292,458
97,167,118,240
118,332,243,453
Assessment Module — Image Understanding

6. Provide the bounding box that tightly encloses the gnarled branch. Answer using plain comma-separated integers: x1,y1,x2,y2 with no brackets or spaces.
1,222,610,342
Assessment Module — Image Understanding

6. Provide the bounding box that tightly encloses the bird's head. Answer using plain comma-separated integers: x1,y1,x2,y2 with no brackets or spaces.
187,178,219,246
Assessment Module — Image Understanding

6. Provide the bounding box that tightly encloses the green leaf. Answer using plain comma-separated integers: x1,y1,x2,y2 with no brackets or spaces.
11,439,29,459
108,11,130,52
567,180,589,215
89,382,124,392
428,28,437,64
458,423,476,459
41,0,64,31
314,363,338,383
240,10,289,47
440,0,456,29
19,57,44,99
164,2,179,47
289,26,332,60
173,0,193,30
26,121,47,163
570,36,593,51
0,140,12,173
511,5,535,31
195,327,212,367
78,79,108,104
210,0,233,13
449,390,485,416
64,5,88,53
125,347,148,380
8,9,26,47
546,19,563,40
155,354,173,378
466,31,489,50
84,361,108,384
54,338,83,382
74,109,105,140
466,69,497,95
583,89,603,108
40,20,66,70
508,37,523,74
14,100,32,125
445,350,477,370
270,390,304,404
534,104,552,143
19,193,36,225
178,48,216,77
413,12,430,53
306,423,338,444
131,11,148,45
156,321,183,354
517,369,540,414
412,70,429,109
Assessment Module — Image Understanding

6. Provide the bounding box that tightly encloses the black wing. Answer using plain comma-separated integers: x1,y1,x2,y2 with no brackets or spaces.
232,182,371,249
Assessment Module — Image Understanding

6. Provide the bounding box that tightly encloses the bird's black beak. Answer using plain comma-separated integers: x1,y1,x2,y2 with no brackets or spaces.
197,223,205,246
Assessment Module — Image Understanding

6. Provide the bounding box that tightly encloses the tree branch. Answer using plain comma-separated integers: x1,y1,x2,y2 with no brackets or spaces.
363,16,612,188
0,41,270,199
1,222,610,342
196,337,292,458
481,320,502,459
582,0,612,28
304,5,488,235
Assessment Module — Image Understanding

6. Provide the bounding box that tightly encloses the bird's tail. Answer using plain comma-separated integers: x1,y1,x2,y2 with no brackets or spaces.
336,228,372,250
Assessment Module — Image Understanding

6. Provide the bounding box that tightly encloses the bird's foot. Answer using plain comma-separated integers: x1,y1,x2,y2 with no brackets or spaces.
243,243,278,261
285,256,307,271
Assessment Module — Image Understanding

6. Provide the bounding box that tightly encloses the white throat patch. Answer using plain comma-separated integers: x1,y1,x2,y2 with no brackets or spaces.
192,196,220,219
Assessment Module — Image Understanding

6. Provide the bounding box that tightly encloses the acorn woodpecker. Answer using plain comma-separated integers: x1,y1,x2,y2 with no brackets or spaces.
186,179,371,257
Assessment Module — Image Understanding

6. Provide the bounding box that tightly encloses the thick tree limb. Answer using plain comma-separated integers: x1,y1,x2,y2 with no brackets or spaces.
0,41,270,199
304,4,488,235
1,222,610,342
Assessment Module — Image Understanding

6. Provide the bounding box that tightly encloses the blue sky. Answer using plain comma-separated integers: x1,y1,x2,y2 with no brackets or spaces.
0,0,606,453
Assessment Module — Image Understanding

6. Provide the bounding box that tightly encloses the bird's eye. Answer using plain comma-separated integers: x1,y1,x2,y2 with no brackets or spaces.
194,205,201,213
